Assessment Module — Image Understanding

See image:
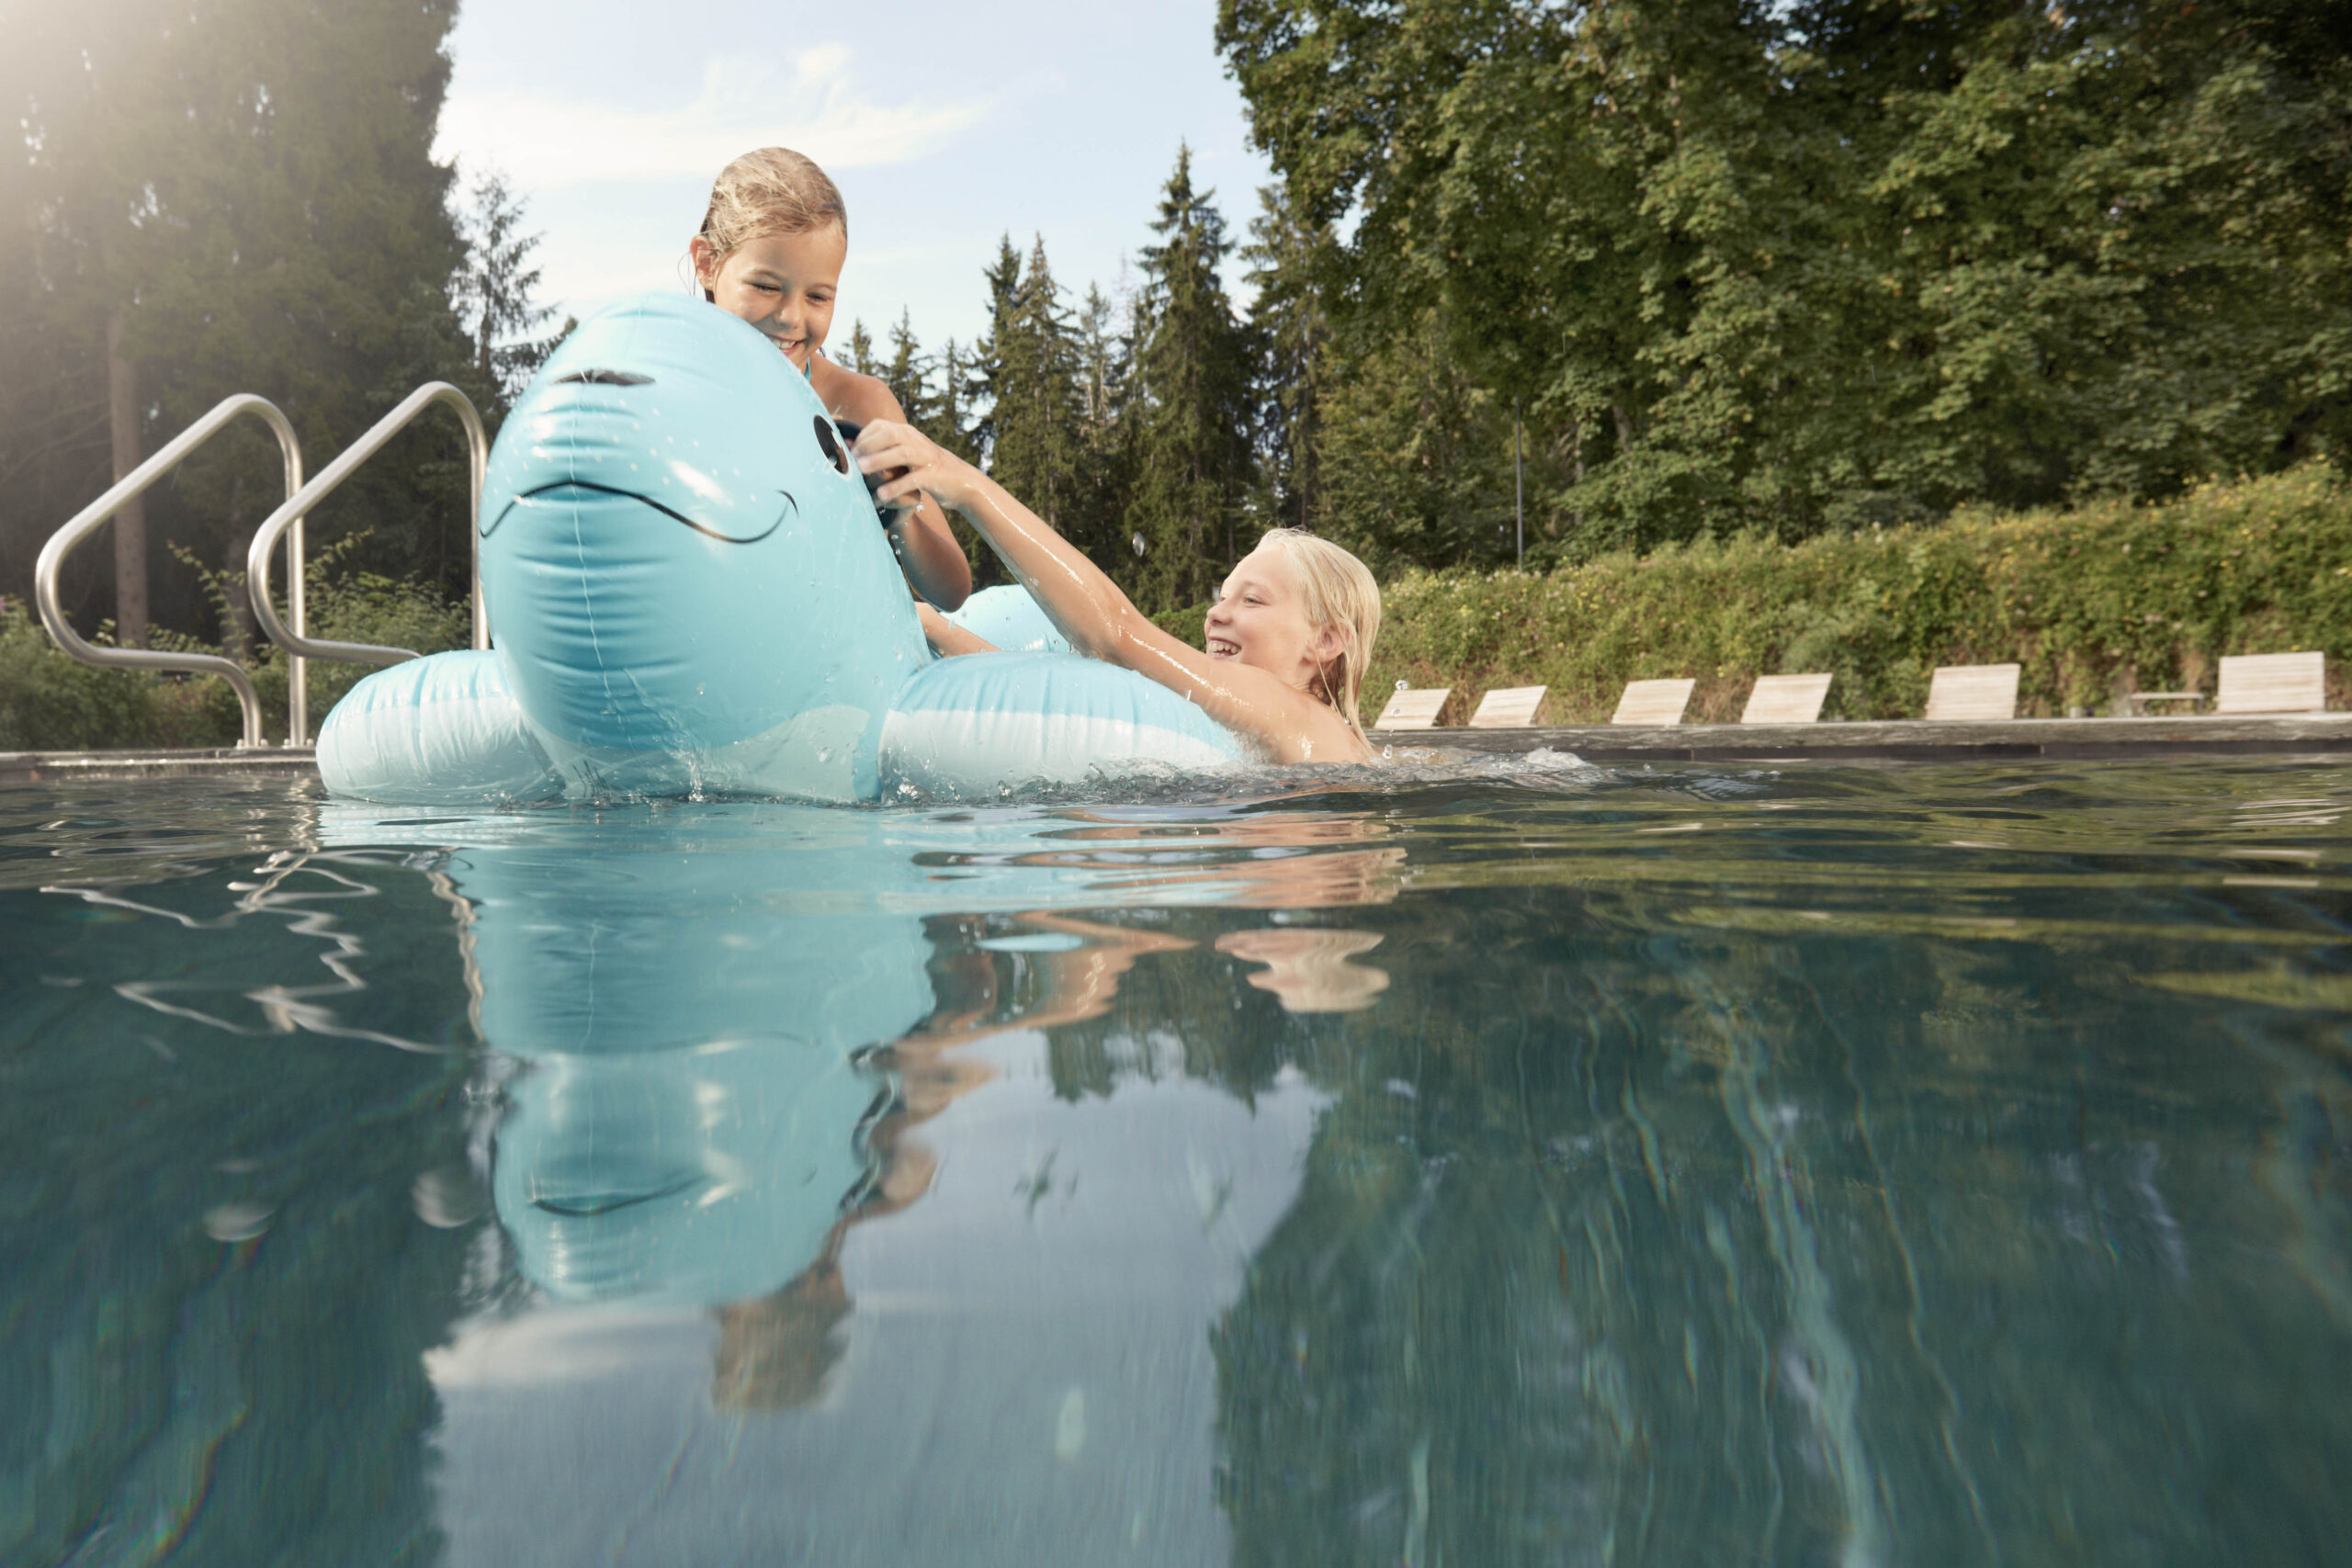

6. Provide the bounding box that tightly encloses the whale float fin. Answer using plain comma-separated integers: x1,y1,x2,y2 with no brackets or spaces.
317,649,561,805
942,584,1072,655
880,652,1245,798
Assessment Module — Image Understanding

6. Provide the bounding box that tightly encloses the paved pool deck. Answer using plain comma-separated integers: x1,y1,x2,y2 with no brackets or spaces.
6,715,2352,785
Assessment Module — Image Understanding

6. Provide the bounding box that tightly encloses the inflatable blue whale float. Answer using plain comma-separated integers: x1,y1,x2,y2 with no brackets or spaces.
317,291,1237,803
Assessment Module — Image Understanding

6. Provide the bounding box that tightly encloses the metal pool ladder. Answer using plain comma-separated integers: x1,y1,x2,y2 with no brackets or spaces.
33,382,488,748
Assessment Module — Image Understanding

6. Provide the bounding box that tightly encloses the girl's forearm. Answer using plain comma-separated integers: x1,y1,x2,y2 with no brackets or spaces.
916,602,995,658
947,471,1138,660
888,496,973,610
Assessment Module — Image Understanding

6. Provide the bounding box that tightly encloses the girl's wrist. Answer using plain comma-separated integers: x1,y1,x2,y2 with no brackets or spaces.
922,469,977,514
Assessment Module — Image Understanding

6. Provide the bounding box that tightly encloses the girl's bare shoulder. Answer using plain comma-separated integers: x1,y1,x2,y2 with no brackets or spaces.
810,358,905,424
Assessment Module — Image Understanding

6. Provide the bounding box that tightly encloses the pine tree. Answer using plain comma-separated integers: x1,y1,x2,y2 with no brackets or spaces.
455,169,558,409
1070,283,1137,578
883,310,925,417
1243,179,1334,535
843,319,877,378
1122,146,1257,613
925,339,984,467
979,237,1085,547
970,237,1023,466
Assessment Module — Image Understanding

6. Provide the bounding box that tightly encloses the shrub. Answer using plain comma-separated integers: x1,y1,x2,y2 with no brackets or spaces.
1,542,469,751
1351,465,2352,725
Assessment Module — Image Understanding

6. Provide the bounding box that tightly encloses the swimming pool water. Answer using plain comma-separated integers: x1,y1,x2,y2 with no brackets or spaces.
2,760,2346,1565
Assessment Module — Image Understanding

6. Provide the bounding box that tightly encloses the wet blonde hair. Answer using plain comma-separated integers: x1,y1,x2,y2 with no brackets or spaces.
1250,528,1382,743
695,147,847,282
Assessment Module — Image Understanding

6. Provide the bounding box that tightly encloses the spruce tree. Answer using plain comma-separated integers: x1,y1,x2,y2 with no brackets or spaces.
925,339,984,468
455,169,559,409
843,319,877,378
883,310,925,417
1070,283,1137,581
1123,146,1257,613
979,237,1085,547
1243,179,1334,535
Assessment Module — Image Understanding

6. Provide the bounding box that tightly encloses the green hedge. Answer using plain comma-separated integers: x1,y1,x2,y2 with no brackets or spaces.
1,562,468,752
1165,465,2352,726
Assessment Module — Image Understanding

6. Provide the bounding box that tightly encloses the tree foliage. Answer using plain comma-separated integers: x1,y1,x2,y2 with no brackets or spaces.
454,168,560,408
1219,0,2352,563
1,0,539,644
975,235,1087,543
893,168,1260,613
1125,147,1261,609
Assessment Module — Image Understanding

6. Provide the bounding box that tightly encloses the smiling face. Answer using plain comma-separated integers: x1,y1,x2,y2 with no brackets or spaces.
692,224,847,373
1204,542,1344,697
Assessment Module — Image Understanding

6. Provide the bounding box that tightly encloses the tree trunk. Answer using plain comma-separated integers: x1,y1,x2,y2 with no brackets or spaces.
107,312,148,648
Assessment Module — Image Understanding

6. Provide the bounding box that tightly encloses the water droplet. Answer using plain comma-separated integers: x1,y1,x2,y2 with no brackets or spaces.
1054,1386,1088,1461
204,1201,274,1243
412,1167,482,1229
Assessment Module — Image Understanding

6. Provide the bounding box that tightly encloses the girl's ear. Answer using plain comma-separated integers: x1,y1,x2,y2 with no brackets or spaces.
688,236,718,288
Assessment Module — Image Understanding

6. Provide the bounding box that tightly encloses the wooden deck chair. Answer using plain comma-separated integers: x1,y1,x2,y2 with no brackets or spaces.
1468,685,1548,728
1374,685,1452,729
1611,678,1695,726
2216,651,2325,715
1740,673,1833,725
1923,663,2019,721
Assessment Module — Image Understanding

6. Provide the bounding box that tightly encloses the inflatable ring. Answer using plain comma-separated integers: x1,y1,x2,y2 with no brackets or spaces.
317,291,1241,803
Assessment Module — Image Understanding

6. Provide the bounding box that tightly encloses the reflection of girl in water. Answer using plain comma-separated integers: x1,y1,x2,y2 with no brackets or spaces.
708,913,1182,1411
704,813,1405,1409
860,414,1382,764
1215,929,1391,1013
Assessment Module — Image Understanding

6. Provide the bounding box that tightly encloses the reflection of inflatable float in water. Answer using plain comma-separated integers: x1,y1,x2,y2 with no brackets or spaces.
315,291,1239,805
456,816,937,1306
314,800,1402,1316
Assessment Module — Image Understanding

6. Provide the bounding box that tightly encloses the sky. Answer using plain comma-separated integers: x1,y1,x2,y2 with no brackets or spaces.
434,0,1274,356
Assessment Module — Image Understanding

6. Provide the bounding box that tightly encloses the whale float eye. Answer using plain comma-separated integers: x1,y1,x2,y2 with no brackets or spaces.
556,368,655,386
811,416,851,476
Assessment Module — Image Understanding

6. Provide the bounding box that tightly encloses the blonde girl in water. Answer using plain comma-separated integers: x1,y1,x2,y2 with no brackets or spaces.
690,147,972,610
852,419,1384,765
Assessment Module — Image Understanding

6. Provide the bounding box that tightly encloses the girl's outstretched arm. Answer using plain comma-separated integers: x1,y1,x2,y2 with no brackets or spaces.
853,420,1366,764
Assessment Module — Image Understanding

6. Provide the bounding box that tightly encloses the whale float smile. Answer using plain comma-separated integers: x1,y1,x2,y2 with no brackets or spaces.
481,480,797,546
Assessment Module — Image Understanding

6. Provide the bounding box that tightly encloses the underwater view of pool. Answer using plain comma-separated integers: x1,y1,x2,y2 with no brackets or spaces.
3,758,2347,1565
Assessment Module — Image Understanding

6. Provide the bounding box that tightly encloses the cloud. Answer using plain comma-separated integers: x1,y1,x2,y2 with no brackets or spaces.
436,49,991,191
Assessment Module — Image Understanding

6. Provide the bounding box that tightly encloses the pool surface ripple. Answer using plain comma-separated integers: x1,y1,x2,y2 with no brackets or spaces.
1,759,2346,1566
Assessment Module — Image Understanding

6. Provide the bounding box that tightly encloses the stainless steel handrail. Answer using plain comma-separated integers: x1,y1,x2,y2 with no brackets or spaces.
246,383,489,727
34,394,303,750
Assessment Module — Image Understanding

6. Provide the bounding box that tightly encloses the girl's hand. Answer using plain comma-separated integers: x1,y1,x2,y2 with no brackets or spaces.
853,420,978,513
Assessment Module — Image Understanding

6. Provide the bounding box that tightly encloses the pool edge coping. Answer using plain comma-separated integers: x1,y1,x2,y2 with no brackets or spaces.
8,714,2352,783
1405,713,2352,762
